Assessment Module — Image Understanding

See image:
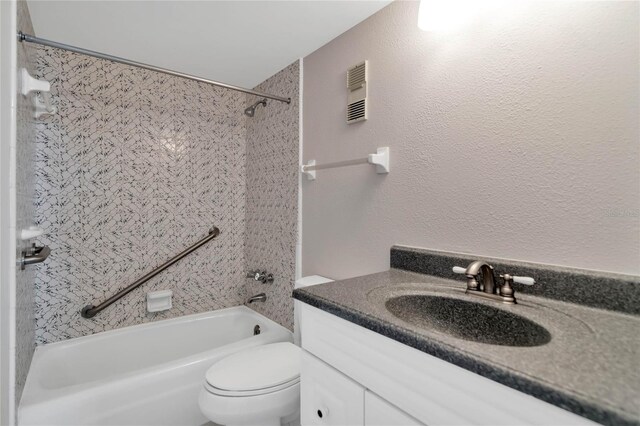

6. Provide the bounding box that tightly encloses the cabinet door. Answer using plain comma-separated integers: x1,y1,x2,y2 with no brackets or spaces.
365,391,423,426
301,350,365,425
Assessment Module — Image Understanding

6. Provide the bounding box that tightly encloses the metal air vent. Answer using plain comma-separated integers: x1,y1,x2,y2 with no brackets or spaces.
346,60,368,124
348,62,366,90
347,99,366,123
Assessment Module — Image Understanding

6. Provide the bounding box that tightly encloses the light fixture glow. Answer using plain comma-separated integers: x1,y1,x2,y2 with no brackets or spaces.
417,0,475,32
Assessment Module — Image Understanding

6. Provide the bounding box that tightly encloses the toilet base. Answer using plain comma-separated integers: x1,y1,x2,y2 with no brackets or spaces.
282,411,301,426
198,382,300,426
224,417,280,426
203,412,298,426
222,407,300,426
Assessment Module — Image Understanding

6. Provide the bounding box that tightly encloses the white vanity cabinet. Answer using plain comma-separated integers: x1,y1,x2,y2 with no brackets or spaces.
300,352,418,426
299,303,595,426
300,351,365,425
365,391,422,426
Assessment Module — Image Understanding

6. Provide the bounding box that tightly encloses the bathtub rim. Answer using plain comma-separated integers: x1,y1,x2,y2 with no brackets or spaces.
35,305,280,351
20,306,293,408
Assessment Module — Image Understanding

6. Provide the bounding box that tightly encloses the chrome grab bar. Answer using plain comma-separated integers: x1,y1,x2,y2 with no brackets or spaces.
81,226,220,319
20,244,51,270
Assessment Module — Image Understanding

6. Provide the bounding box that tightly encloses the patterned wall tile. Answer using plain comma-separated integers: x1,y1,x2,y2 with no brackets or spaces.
244,61,300,330
33,45,250,344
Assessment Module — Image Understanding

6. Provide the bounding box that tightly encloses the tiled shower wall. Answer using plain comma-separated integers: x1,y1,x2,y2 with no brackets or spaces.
34,46,250,344
15,0,37,406
245,61,300,330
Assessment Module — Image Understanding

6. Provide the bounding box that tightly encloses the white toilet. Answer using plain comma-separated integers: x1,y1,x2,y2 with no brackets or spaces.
198,276,333,426
198,342,301,426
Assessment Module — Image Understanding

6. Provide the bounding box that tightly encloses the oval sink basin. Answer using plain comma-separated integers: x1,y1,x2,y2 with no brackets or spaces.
385,295,551,347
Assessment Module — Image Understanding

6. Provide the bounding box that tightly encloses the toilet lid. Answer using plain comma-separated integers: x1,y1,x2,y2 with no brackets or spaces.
206,342,301,392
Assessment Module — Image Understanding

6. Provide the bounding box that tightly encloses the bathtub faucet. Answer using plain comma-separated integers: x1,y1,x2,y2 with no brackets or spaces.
247,293,267,304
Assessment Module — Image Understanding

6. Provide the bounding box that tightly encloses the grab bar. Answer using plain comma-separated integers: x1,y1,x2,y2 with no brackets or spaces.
81,226,220,319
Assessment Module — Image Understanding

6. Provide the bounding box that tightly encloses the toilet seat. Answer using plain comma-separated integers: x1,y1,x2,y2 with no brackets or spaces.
199,342,301,426
204,342,301,397
204,377,299,397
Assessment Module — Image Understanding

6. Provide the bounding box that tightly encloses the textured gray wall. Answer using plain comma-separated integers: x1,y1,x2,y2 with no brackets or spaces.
34,47,249,343
245,61,300,330
302,1,639,278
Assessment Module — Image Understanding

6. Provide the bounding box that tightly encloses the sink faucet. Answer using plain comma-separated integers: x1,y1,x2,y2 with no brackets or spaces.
463,261,497,294
453,261,535,304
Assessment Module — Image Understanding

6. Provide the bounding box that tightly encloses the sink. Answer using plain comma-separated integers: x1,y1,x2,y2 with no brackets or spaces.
385,295,552,347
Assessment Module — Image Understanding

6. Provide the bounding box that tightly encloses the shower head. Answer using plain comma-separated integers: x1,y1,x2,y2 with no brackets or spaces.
244,98,267,117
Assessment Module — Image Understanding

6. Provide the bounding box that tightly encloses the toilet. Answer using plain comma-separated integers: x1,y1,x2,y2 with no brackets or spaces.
198,276,333,426
198,342,301,426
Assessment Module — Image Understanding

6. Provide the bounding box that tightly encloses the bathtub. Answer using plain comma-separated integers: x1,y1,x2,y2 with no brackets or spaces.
19,306,293,426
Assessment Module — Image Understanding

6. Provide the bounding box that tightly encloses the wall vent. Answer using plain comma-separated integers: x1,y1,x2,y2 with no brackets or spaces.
346,60,368,124
347,99,366,123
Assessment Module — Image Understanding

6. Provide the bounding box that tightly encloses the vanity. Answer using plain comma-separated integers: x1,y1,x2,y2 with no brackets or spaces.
293,246,640,426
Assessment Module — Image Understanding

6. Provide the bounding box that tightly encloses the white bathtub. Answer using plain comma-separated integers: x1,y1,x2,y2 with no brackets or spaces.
19,306,293,426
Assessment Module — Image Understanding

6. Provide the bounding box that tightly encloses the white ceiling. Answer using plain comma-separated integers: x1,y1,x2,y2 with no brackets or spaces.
27,0,391,88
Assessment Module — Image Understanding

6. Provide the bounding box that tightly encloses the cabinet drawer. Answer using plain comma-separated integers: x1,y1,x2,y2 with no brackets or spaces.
301,351,365,426
365,391,423,426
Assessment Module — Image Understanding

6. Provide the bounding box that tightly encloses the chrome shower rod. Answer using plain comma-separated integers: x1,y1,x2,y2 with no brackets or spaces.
17,32,291,104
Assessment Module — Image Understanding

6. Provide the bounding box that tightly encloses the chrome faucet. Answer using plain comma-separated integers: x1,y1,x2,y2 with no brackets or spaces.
453,261,535,304
247,270,274,284
247,293,267,304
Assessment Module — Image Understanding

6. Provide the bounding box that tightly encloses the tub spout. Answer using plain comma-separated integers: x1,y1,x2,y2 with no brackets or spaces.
247,293,267,304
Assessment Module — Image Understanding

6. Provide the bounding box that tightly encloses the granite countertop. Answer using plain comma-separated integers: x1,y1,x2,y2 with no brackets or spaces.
293,269,640,426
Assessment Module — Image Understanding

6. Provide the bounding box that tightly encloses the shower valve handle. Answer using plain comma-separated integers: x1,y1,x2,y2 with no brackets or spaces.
247,270,274,284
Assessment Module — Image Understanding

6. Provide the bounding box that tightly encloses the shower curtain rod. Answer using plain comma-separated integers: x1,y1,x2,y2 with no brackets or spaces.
17,32,291,104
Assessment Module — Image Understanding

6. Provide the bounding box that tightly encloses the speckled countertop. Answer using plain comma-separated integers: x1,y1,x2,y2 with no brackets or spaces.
293,269,640,426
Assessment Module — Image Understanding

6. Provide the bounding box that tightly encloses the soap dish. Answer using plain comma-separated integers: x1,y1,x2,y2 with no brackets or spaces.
147,290,172,313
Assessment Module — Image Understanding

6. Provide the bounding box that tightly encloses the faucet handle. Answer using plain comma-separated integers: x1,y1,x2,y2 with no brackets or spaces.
498,273,535,303
512,276,535,286
453,265,481,291
452,266,467,274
